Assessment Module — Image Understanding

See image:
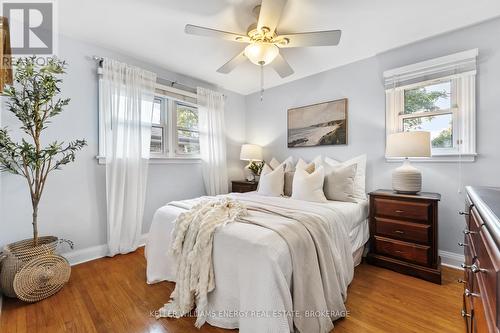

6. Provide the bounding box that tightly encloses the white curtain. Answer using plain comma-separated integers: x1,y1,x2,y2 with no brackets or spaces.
102,58,157,256
197,87,228,195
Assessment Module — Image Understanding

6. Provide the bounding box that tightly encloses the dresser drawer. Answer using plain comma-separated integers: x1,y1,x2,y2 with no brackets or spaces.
373,197,431,222
375,217,431,243
474,233,499,332
374,236,431,266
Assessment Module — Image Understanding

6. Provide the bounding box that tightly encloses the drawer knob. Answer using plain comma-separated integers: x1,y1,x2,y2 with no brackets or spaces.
461,309,471,318
462,263,487,273
464,288,480,298
471,264,487,274
394,230,405,235
395,210,404,214
457,279,467,284
459,211,469,216
462,229,476,235
458,242,468,247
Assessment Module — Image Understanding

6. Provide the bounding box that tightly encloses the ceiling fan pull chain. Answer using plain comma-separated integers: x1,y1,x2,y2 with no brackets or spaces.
260,62,264,101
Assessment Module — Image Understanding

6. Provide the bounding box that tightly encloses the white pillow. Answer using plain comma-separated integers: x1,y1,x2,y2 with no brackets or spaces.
324,154,367,201
323,164,358,202
258,163,285,197
295,158,315,172
291,165,327,203
297,156,322,169
270,156,294,172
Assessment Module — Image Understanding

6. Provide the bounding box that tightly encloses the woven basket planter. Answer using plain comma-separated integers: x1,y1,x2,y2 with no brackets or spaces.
0,236,71,302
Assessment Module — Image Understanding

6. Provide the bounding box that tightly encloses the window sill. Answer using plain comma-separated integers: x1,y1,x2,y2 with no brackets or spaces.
386,153,476,163
96,156,201,165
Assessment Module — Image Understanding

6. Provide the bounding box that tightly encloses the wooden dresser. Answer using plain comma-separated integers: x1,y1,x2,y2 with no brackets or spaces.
231,180,258,193
366,189,442,284
462,186,500,333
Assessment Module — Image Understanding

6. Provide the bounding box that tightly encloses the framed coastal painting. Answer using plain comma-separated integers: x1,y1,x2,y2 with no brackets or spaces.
287,98,348,148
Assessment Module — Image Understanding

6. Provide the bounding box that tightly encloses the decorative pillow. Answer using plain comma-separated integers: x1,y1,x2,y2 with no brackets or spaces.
270,156,294,172
258,163,285,197
295,158,315,173
291,165,327,203
323,164,358,202
284,158,317,197
324,154,367,201
284,171,295,197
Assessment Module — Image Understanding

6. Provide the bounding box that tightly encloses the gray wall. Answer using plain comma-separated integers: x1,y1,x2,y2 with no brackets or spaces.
0,35,246,250
245,18,500,255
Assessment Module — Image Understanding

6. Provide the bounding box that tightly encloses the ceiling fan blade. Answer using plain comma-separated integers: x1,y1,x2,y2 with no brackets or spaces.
278,30,342,48
217,51,248,74
185,24,250,43
257,0,287,35
271,53,294,78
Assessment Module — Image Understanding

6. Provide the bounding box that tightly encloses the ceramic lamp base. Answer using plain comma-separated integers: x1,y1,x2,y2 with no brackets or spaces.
392,159,422,194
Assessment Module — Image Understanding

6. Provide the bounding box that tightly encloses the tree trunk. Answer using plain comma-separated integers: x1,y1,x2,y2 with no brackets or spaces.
32,202,39,247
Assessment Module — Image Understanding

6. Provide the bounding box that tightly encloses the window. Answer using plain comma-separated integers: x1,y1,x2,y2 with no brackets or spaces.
400,80,457,152
384,49,478,161
147,97,200,158
150,98,165,154
175,102,200,155
98,83,200,163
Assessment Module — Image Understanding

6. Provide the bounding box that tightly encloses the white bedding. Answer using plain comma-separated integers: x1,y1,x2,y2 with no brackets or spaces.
145,192,369,332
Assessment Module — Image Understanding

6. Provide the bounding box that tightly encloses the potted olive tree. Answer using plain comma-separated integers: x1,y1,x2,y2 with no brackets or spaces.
0,57,86,299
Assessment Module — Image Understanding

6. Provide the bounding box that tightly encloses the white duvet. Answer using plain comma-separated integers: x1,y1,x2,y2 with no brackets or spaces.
145,192,369,333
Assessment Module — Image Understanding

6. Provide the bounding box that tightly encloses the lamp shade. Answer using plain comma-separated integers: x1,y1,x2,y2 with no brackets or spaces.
240,144,263,161
386,131,431,158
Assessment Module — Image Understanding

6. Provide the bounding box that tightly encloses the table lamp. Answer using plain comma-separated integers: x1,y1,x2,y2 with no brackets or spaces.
386,131,431,194
240,144,263,182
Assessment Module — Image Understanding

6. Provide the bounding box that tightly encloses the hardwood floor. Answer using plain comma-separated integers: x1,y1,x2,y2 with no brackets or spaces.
0,248,465,333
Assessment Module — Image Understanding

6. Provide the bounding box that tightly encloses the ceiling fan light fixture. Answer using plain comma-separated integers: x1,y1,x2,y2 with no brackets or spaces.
244,42,279,66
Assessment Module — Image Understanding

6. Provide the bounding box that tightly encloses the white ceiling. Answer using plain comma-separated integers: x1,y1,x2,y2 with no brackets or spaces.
59,0,500,95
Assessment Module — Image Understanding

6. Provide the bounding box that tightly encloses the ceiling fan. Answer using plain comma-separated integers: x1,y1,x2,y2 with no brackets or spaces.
184,0,342,79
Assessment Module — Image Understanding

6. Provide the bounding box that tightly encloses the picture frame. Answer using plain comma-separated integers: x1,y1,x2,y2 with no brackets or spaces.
287,98,348,148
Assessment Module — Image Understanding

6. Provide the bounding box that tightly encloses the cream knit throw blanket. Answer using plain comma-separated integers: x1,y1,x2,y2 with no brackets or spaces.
156,198,247,327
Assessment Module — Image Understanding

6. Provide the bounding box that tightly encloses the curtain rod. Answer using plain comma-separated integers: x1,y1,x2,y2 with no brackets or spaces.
91,55,197,94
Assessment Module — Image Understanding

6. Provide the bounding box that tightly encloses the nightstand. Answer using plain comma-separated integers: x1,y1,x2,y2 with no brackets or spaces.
231,180,258,193
366,189,442,284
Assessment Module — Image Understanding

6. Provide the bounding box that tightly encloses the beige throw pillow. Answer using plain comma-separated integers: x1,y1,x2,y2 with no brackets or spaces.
284,171,295,197
269,157,294,172
324,154,367,201
323,164,358,202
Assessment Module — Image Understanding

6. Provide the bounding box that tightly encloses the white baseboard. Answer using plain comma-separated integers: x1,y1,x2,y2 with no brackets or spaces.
61,233,149,266
439,250,464,269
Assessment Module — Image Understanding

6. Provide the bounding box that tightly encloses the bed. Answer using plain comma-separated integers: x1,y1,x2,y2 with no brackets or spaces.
145,191,369,332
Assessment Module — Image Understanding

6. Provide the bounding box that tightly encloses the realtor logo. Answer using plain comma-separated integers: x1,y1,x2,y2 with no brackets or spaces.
2,1,55,55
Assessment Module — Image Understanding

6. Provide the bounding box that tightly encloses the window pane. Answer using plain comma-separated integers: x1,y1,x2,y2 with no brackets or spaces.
177,129,199,154
152,99,162,125
177,104,198,130
403,113,453,149
150,126,163,153
176,103,199,154
403,81,451,115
